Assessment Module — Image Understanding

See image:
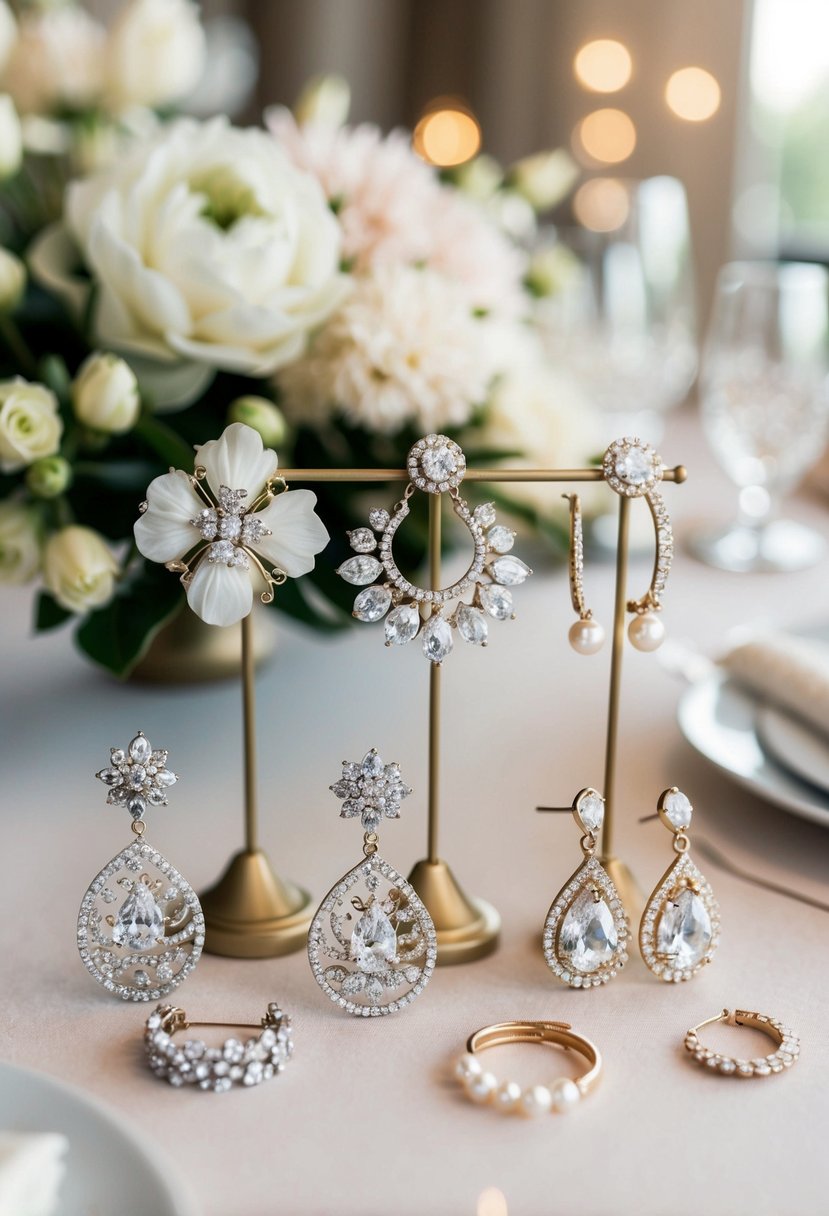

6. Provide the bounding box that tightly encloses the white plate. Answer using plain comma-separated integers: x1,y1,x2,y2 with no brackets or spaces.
0,1062,200,1216
677,673,829,828
755,704,829,797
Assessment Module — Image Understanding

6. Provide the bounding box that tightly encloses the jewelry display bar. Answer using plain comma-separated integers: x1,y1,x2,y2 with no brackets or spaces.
202,460,686,962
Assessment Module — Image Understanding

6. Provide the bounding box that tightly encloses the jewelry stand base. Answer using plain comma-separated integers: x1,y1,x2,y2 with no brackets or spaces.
408,859,500,965
200,849,312,958
602,855,646,926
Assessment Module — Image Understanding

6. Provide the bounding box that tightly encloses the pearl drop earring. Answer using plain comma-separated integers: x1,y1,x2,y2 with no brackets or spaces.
564,493,605,655
602,438,673,652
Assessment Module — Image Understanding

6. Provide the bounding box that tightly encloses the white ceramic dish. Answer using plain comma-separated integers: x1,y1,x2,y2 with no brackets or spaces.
755,704,829,797
677,673,829,829
0,1062,200,1216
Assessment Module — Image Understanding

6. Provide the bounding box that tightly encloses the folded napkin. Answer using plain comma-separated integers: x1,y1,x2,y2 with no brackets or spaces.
0,1134,67,1216
721,633,829,740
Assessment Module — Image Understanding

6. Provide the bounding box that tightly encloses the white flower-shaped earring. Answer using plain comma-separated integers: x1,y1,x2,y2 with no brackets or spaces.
134,422,329,627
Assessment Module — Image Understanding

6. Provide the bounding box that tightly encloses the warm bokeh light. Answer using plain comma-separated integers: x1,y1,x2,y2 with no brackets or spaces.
573,177,630,232
665,67,721,121
574,39,632,92
413,104,481,166
576,107,636,164
477,1188,509,1216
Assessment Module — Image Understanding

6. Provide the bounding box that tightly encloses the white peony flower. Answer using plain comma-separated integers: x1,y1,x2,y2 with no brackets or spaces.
105,0,206,111
277,265,494,436
72,352,140,434
0,93,20,177
0,245,24,309
0,7,105,114
41,118,349,408
0,500,41,584
43,525,119,613
134,422,329,627
0,377,63,472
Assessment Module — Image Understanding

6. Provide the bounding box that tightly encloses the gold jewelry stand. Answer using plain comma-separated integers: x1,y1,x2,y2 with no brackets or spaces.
200,613,313,957
200,461,685,961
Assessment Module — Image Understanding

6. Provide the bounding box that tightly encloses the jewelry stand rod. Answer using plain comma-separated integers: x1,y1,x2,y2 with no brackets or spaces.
428,493,441,865
279,468,687,483
241,613,258,853
601,494,630,863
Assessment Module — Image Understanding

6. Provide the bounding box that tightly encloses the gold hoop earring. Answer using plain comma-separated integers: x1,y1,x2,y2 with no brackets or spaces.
602,437,673,651
684,1009,799,1078
564,494,605,655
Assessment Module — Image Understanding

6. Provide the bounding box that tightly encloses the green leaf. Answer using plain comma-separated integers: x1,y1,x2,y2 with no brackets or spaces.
272,573,350,633
134,414,195,473
34,591,74,632
75,562,184,677
38,354,71,404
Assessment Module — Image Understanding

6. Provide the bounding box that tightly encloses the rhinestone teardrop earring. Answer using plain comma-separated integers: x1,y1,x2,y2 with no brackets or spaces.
77,732,204,1000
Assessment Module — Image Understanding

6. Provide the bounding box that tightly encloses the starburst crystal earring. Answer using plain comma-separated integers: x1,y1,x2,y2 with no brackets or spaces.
77,732,204,1000
564,493,605,655
337,434,531,664
308,749,437,1016
639,788,720,982
602,437,673,651
541,789,630,988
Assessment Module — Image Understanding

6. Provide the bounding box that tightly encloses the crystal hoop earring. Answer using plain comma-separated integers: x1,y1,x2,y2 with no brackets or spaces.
564,493,605,655
602,437,673,651
337,434,532,664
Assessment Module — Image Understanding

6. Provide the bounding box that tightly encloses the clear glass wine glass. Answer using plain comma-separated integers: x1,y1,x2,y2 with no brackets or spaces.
692,261,829,572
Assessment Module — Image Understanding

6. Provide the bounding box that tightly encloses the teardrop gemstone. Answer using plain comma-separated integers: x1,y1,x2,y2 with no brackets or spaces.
638,852,720,982
421,614,453,663
77,839,204,1001
558,888,618,973
351,904,397,973
655,888,712,969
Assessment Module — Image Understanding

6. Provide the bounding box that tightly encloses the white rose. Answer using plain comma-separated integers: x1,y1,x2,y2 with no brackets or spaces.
0,94,21,177
0,500,40,584
35,118,349,410
43,525,118,613
72,352,140,433
0,7,104,114
0,245,24,309
294,74,351,128
0,4,16,78
0,378,63,472
509,149,579,211
227,396,287,448
105,0,206,111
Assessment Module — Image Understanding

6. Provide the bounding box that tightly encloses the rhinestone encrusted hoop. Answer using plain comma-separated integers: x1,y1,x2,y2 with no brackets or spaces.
683,1009,800,1078
144,1002,293,1091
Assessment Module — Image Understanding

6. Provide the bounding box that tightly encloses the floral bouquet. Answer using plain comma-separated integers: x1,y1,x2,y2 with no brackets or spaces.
0,0,599,677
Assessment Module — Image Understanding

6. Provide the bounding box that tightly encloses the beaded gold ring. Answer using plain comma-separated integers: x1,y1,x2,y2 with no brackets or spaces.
454,1020,601,1117
683,1008,800,1078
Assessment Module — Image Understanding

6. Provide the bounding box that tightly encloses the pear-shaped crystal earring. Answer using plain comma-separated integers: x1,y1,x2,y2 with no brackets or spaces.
540,789,630,988
77,732,204,1000
308,749,437,1016
638,788,720,982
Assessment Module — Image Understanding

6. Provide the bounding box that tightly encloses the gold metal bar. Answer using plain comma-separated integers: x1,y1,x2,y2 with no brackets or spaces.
601,494,630,861
241,613,258,854
428,493,441,864
278,467,687,484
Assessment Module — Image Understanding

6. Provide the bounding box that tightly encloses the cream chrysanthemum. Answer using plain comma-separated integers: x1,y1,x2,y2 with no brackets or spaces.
277,265,494,435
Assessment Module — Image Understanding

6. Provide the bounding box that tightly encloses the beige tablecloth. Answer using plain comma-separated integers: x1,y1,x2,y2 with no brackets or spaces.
2,411,827,1216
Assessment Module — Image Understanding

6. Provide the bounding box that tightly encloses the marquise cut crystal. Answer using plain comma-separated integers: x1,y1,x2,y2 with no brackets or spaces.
489,556,531,586
353,586,392,621
338,556,383,585
663,789,693,830
576,791,604,833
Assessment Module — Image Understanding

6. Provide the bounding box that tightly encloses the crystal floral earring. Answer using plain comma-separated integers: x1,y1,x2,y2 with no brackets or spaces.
602,437,673,651
540,789,630,988
564,493,605,655
337,433,531,664
308,748,437,1016
638,788,720,983
77,732,204,1000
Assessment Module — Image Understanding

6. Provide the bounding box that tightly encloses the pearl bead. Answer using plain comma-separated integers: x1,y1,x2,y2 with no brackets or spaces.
465,1070,497,1103
549,1077,581,1112
493,1079,522,1112
454,1053,482,1082
520,1084,552,1118
628,611,665,652
568,617,605,655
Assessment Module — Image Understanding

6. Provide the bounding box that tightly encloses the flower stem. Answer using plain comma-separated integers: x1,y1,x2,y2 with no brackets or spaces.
0,315,38,377
241,612,258,853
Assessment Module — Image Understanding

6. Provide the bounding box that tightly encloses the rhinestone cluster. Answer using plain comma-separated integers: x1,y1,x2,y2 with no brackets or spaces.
145,1002,293,1091
96,731,178,821
330,749,411,830
684,1015,800,1078
603,437,663,497
406,434,466,494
